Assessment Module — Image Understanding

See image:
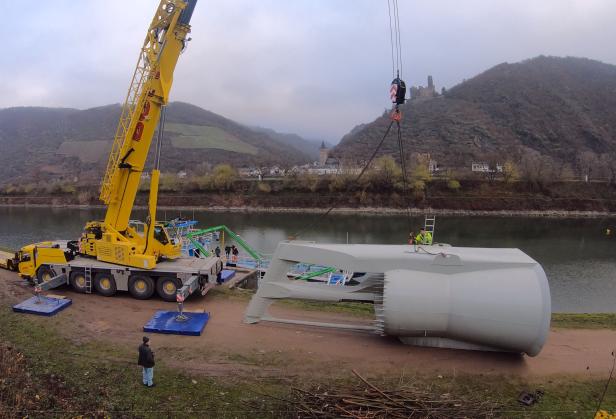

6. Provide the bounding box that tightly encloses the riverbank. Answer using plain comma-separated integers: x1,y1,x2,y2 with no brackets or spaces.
2,178,616,216
1,202,616,219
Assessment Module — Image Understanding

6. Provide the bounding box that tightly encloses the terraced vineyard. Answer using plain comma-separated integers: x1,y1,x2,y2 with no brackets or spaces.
57,140,111,163
167,123,258,155
0,102,317,185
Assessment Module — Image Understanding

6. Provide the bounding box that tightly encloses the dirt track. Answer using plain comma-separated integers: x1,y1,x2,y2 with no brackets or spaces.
1,269,615,380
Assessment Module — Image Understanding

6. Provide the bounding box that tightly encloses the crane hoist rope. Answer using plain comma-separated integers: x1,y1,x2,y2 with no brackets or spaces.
387,0,403,79
387,0,413,234
292,1,410,240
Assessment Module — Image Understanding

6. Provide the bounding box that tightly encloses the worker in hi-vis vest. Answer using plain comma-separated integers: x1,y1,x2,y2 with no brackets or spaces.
415,228,433,245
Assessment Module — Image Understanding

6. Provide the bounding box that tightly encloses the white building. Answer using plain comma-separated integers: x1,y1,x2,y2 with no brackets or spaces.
428,159,439,174
307,167,339,175
238,167,262,177
471,162,503,173
269,166,284,176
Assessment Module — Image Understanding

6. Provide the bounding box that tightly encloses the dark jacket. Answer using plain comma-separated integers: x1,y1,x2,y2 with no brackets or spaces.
138,343,155,368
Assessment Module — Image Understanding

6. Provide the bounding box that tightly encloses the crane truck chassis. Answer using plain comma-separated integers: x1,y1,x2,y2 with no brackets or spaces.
17,240,222,302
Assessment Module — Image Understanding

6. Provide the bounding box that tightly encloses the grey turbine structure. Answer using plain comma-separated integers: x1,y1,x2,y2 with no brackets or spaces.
244,242,551,356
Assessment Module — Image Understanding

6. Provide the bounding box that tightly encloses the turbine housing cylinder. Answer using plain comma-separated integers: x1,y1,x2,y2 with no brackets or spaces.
377,265,551,356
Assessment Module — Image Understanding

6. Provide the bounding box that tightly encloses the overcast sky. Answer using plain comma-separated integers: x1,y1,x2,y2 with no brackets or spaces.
2,0,615,142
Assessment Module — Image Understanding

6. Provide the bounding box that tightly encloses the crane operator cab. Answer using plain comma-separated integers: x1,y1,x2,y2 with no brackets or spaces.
78,220,181,269
128,220,178,247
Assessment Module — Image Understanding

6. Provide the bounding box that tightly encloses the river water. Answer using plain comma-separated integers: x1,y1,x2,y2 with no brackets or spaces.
0,207,614,313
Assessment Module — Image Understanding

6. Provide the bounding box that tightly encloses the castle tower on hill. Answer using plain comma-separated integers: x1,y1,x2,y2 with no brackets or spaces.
410,75,437,100
319,141,329,166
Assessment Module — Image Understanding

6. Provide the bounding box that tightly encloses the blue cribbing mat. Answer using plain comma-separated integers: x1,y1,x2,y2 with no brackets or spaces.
220,269,235,282
143,311,210,336
13,296,72,316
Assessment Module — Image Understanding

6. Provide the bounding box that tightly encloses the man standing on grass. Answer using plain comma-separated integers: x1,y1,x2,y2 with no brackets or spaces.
138,336,155,387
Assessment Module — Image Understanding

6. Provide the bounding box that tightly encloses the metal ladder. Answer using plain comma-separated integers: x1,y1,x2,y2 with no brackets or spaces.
424,215,436,239
84,266,92,294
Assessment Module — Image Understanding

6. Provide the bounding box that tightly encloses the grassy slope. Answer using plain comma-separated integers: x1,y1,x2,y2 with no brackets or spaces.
552,313,616,330
166,123,258,155
0,297,615,417
0,307,284,418
0,289,616,417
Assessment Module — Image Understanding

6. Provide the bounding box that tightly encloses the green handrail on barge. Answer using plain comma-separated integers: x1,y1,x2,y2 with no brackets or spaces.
295,267,336,281
186,225,264,262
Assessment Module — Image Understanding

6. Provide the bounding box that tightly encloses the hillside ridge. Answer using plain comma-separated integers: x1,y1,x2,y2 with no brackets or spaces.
0,102,317,184
333,56,616,175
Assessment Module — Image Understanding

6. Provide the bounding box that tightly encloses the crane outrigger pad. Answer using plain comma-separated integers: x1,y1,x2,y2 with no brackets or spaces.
143,310,210,336
13,296,72,316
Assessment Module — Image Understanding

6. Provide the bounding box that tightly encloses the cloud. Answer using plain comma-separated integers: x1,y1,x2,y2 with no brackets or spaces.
1,0,615,142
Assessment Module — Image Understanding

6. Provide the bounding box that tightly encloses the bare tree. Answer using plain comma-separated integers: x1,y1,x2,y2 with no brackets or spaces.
481,152,503,183
598,153,616,184
502,160,519,183
369,155,402,190
557,163,576,181
520,150,544,183
576,151,599,181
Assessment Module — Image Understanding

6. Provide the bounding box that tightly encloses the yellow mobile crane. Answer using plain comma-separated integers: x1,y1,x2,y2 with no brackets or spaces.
83,0,196,269
16,0,222,301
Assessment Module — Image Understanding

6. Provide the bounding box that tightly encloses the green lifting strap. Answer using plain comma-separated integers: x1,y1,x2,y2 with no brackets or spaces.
296,267,336,281
186,225,264,261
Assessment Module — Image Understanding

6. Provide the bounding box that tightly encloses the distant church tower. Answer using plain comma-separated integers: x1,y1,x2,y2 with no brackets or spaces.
319,141,329,166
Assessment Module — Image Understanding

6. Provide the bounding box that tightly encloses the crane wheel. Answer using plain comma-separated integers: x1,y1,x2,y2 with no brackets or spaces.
156,277,180,302
69,271,88,293
94,272,117,297
128,275,155,300
36,266,55,284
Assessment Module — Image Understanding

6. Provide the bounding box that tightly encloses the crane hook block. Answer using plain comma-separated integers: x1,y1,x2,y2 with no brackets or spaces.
390,77,407,105
391,109,402,122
